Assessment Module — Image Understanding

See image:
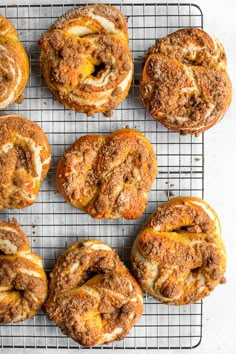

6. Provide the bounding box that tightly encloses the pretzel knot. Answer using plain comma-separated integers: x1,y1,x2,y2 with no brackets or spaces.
0,219,47,324
40,4,133,116
0,115,51,210
131,197,226,305
56,128,157,219
140,28,232,136
44,240,143,346
0,16,29,110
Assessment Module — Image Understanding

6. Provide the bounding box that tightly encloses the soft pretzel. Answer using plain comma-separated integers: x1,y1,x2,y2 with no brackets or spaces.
0,218,47,324
131,197,226,305
0,16,29,110
44,240,143,346
0,114,51,210
56,128,157,219
40,4,133,116
140,28,232,136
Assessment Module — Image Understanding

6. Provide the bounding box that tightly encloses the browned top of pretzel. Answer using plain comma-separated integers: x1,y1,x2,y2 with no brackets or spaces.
0,218,47,324
0,16,29,110
44,240,143,346
140,28,232,136
40,4,133,116
131,197,226,305
56,128,157,219
0,114,51,210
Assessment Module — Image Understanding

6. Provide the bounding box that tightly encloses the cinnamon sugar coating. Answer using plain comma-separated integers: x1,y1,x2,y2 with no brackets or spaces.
44,240,143,346
0,114,51,210
56,128,157,219
40,4,133,115
0,219,47,324
140,28,232,136
0,16,29,110
131,197,226,305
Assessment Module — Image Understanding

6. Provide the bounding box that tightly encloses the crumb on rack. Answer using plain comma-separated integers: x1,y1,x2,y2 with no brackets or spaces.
165,190,174,197
15,95,24,104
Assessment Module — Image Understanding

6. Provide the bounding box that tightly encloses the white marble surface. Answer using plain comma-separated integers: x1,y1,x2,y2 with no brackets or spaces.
0,0,236,353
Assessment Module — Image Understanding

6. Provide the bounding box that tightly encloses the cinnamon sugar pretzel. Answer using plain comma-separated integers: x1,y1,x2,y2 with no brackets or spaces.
0,218,47,324
44,240,143,346
0,16,29,110
40,4,133,116
140,28,232,135
0,114,51,210
56,128,157,219
131,197,226,305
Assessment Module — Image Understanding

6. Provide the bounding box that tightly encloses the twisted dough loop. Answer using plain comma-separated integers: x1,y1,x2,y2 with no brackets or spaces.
56,128,157,219
140,28,232,136
0,16,29,110
0,219,47,324
44,240,143,346
40,4,133,116
0,115,51,210
131,197,226,305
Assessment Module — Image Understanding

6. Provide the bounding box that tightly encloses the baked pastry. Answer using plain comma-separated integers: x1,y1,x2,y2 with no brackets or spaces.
40,4,133,116
140,28,232,136
0,16,29,110
56,128,157,219
131,196,226,305
0,114,51,210
44,240,143,346
0,218,47,324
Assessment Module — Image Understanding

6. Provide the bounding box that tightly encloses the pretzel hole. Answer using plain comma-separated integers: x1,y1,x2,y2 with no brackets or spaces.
91,63,106,77
176,225,202,233
175,225,191,233
191,266,201,276
15,145,31,171
85,269,97,279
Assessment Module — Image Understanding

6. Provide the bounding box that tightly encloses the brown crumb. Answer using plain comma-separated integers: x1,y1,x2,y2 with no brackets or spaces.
103,110,113,118
15,95,24,104
165,190,174,197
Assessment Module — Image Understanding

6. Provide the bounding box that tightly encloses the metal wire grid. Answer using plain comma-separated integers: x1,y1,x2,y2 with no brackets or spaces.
0,2,204,349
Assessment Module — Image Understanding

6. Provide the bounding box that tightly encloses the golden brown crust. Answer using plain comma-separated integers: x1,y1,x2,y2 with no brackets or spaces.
140,28,232,136
0,114,51,210
44,240,143,346
52,4,128,40
39,4,133,116
0,218,47,324
0,16,29,110
56,128,157,219
131,197,226,305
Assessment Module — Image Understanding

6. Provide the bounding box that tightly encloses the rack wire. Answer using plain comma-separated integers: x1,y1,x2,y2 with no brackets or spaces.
0,2,204,349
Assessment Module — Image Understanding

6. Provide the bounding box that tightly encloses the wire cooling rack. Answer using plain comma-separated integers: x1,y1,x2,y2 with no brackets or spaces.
0,1,204,350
